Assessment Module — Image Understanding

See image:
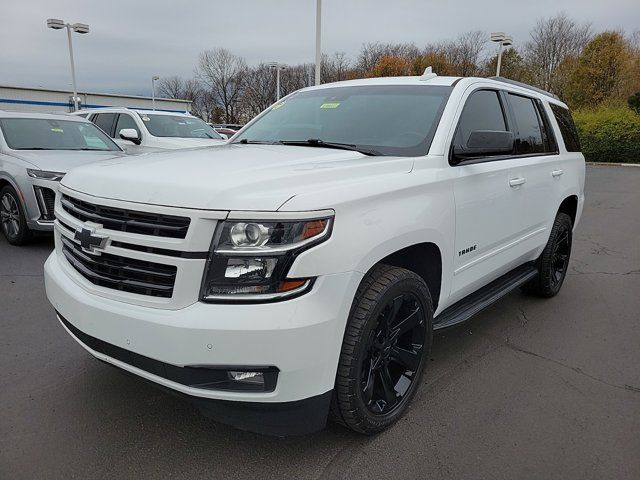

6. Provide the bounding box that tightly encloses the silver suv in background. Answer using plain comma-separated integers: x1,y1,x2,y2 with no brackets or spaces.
0,111,123,245
75,108,226,154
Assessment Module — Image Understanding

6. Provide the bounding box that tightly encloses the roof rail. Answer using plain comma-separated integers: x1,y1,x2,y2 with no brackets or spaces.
488,76,560,100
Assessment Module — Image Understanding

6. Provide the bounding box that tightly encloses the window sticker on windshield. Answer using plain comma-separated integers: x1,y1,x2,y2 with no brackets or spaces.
50,128,64,133
320,102,340,109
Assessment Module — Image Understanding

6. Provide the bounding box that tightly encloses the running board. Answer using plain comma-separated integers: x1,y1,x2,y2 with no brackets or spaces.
434,263,538,330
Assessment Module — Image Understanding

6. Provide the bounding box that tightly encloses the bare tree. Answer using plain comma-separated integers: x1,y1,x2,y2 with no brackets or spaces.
197,48,247,123
321,52,351,83
525,12,592,92
443,31,487,76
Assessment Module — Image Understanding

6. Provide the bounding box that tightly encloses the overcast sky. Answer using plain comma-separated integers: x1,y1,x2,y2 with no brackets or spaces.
1,0,638,96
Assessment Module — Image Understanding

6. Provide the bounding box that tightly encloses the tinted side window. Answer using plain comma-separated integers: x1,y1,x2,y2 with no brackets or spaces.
115,114,140,137
550,104,581,152
92,113,117,137
507,93,544,155
456,90,507,146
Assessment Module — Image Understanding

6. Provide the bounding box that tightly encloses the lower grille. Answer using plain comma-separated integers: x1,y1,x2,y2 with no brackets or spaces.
34,186,56,220
61,236,177,298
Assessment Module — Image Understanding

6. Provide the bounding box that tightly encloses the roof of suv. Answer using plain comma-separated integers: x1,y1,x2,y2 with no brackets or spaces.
302,75,565,106
0,110,91,122
72,108,192,116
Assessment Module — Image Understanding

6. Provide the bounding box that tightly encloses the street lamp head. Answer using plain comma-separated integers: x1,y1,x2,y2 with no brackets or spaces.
71,23,90,34
502,36,513,47
267,62,278,69
46,18,65,30
152,76,160,81
490,32,506,42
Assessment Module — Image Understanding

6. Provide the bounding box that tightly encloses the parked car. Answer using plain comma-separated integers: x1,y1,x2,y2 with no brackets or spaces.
74,108,226,153
45,74,585,436
0,111,124,245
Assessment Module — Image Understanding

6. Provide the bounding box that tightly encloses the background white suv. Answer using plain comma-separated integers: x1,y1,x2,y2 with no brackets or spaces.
45,74,585,436
75,108,226,153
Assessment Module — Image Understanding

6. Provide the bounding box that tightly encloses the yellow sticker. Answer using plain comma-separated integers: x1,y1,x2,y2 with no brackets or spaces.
320,102,340,109
50,128,64,133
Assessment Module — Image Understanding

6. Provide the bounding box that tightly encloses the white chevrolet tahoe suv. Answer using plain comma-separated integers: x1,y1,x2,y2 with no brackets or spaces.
44,74,585,436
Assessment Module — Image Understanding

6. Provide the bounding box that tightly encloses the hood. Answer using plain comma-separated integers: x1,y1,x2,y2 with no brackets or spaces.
61,144,414,211
154,137,226,149
9,150,125,173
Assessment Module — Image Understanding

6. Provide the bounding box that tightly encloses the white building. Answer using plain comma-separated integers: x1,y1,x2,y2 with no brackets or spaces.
0,85,191,114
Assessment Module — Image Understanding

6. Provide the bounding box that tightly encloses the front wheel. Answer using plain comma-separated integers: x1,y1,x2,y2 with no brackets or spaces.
523,212,573,297
331,265,433,434
1,185,32,246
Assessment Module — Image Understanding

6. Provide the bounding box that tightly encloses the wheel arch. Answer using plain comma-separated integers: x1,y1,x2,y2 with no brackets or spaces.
557,194,578,226
366,242,443,311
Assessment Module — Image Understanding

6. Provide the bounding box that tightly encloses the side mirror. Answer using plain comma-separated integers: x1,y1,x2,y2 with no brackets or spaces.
119,128,141,145
452,130,514,164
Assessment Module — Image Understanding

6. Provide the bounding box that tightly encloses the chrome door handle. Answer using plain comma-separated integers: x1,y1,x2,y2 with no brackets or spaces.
509,177,526,187
551,169,564,177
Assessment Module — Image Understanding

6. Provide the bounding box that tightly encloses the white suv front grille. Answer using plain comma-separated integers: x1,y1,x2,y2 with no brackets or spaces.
53,186,226,310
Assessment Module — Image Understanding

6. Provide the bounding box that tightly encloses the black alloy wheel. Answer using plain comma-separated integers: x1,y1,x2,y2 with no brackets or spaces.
360,292,426,415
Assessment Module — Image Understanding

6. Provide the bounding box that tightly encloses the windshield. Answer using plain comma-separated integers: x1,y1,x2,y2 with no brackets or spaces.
0,118,121,151
233,85,452,156
139,113,223,139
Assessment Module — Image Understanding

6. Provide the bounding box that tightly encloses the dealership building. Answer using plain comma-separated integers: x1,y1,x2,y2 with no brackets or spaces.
0,85,191,114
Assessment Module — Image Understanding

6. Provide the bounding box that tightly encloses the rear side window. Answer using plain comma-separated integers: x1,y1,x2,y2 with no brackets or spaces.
456,90,507,146
92,113,117,137
507,93,545,155
550,104,581,152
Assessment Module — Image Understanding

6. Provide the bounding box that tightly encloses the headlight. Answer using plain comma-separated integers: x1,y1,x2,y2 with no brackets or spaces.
26,169,65,181
200,215,333,302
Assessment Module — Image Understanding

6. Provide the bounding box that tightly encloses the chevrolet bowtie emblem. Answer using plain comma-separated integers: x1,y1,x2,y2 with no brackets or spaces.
74,227,108,253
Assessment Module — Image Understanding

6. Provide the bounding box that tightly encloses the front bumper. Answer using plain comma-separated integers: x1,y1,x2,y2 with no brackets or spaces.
44,252,362,434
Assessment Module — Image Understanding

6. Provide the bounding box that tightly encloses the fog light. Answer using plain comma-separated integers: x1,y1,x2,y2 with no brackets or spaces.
228,371,265,386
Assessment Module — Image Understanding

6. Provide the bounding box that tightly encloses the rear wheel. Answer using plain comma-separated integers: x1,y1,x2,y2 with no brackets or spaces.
331,264,433,434
523,212,572,297
0,185,32,245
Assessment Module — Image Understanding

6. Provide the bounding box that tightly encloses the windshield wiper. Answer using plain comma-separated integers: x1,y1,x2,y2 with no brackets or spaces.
279,139,379,156
236,139,277,145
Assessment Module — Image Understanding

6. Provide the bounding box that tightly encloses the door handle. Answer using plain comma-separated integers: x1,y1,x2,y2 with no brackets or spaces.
509,177,526,187
551,169,564,177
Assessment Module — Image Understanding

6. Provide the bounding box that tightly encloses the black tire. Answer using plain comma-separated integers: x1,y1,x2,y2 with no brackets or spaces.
331,264,433,434
0,185,32,246
523,212,573,297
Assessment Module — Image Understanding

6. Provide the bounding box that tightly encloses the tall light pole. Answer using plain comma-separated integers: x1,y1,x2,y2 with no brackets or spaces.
47,19,89,111
268,63,288,101
490,32,513,77
151,75,160,110
315,0,322,85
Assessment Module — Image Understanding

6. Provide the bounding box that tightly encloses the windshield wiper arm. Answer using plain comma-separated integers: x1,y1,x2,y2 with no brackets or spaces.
279,139,379,156
236,139,279,145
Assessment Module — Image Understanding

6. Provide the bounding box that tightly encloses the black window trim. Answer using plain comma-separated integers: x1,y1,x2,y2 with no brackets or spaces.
449,88,560,167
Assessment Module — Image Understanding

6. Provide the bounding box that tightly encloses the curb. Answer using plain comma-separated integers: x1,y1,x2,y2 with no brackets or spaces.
587,162,640,167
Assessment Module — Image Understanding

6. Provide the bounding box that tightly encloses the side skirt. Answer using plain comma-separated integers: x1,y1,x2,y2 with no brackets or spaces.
434,263,538,330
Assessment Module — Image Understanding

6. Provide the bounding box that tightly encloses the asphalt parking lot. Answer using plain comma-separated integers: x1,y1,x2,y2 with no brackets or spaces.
1,164,639,480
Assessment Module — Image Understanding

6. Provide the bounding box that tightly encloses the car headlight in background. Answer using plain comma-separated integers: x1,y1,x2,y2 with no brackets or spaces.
26,169,66,181
200,215,333,302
